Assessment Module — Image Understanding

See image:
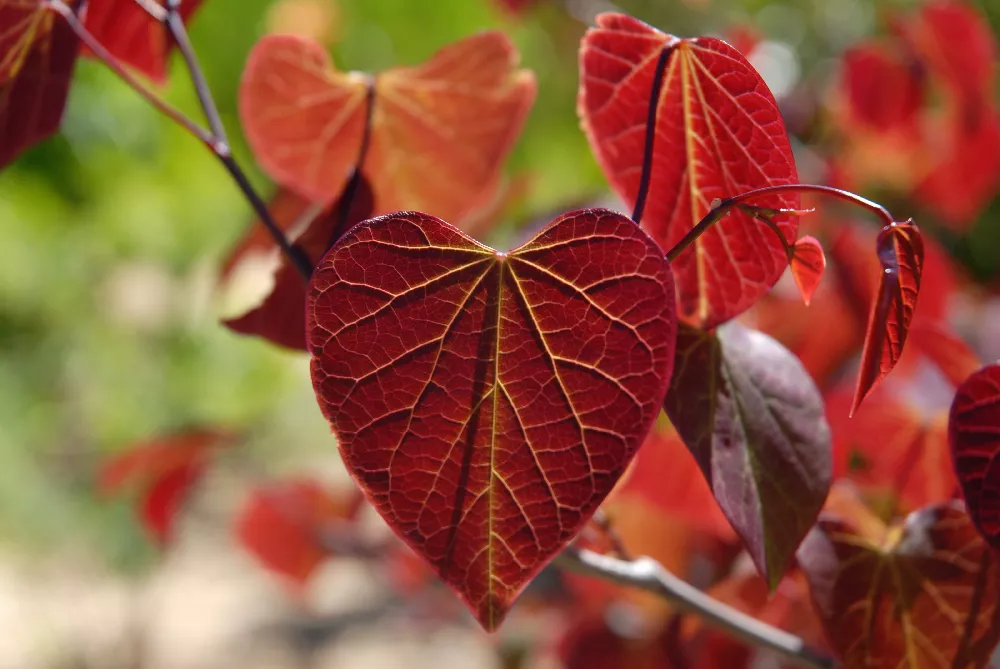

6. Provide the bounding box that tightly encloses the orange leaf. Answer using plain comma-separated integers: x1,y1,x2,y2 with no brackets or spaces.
789,235,825,306
851,220,924,416
799,500,1000,669
236,478,364,587
0,0,81,168
239,32,536,223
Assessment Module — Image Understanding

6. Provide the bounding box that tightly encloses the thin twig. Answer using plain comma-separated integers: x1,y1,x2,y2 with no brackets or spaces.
631,42,677,225
133,0,166,21
45,0,212,146
555,547,838,669
666,184,897,263
50,0,312,280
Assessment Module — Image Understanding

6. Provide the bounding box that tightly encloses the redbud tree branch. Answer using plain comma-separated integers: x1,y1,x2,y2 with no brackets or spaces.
45,0,313,280
554,547,838,669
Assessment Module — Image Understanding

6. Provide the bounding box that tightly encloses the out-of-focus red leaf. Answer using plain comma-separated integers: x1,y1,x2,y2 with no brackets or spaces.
492,0,538,15
0,1,81,169
613,422,736,541
236,478,364,587
223,176,374,351
240,32,536,223
306,209,677,631
99,428,234,544
579,13,800,328
82,0,203,82
851,220,924,416
724,24,760,58
828,387,956,513
909,321,980,388
839,43,924,132
663,321,831,588
903,0,997,108
949,363,1000,549
799,500,1000,669
788,235,825,306
915,108,1000,228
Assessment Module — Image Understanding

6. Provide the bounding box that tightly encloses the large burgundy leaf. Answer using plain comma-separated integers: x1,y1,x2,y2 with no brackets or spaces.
949,363,1000,550
663,321,831,588
578,12,799,328
851,220,924,416
83,0,203,82
240,32,536,223
223,175,374,351
799,500,1000,669
306,209,677,630
0,1,81,169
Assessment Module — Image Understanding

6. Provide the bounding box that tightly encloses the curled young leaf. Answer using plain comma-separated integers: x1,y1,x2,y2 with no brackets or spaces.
799,500,1000,669
240,32,536,223
0,0,81,168
82,0,204,82
663,321,831,588
852,220,924,416
579,13,800,328
789,235,825,306
306,209,677,631
949,363,1000,550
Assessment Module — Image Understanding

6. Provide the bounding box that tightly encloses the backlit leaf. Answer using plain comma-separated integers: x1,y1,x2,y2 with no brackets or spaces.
789,235,825,306
579,13,800,328
306,209,677,630
799,500,1000,669
949,363,1000,550
663,321,831,588
839,43,923,133
910,321,980,389
852,220,924,416
0,0,81,168
83,0,204,82
240,32,536,222
223,175,374,351
99,428,234,544
236,478,365,587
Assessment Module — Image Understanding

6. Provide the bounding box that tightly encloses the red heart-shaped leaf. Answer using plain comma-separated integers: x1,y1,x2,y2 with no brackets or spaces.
240,32,535,222
789,235,825,306
306,209,677,630
82,0,203,82
663,321,831,588
578,13,799,328
949,363,1000,550
799,499,1000,669
852,220,924,416
0,1,81,168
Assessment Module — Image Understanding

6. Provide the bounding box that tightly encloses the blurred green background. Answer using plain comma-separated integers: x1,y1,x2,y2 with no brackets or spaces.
1,0,998,570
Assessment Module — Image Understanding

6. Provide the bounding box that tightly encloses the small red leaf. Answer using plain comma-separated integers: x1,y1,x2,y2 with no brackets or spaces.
236,478,364,587
240,32,536,222
851,220,924,416
799,500,1000,669
223,176,374,351
82,0,203,82
99,428,233,543
306,209,677,631
663,322,831,588
0,1,81,168
788,235,825,306
579,13,800,328
949,363,1000,549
